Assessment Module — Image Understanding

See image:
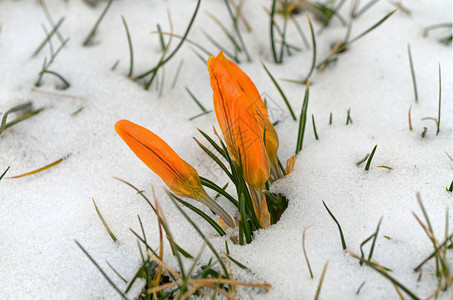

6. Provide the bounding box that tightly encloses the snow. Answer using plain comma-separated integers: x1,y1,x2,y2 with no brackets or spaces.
0,0,452,299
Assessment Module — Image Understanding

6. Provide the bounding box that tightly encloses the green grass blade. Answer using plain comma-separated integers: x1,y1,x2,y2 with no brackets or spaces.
92,198,118,242
305,14,317,82
278,0,289,63
197,128,227,159
135,0,201,80
186,87,207,112
365,145,377,171
39,70,70,89
353,0,380,19
188,110,212,121
5,108,44,130
356,153,370,166
295,78,310,154
224,0,251,61
239,193,252,244
169,197,231,280
199,176,238,207
194,138,234,182
0,166,10,181
32,17,65,57
367,217,383,261
83,0,114,46
437,63,441,135
289,13,310,49
407,44,418,103
269,0,278,63
205,11,242,52
349,252,421,300
75,240,128,299
171,59,184,89
202,31,239,63
167,192,226,236
312,114,319,140
121,16,134,77
260,58,296,120
0,102,32,136
349,9,397,44
322,200,347,250
414,233,453,271
156,23,165,51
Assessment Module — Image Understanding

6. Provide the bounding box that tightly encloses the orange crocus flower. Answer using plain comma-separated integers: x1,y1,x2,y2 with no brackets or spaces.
207,52,271,227
115,120,235,228
222,54,282,180
207,52,270,188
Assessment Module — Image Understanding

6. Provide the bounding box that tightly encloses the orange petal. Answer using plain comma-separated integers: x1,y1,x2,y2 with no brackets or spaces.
115,120,236,228
208,52,270,188
285,155,296,175
219,52,281,180
115,120,204,199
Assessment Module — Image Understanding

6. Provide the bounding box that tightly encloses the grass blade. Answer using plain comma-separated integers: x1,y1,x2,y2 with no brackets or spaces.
188,110,212,121
260,58,296,121
367,217,383,261
205,11,242,52
365,145,377,171
305,14,317,82
437,63,441,135
171,59,184,89
407,44,418,103
199,176,238,207
278,0,289,63
134,0,201,80
83,0,114,46
197,128,227,159
349,252,420,300
92,198,118,242
75,240,128,299
194,138,234,182
349,9,397,44
186,87,207,112
121,16,134,77
414,233,453,271
356,153,370,166
32,17,65,57
322,200,347,250
224,0,251,61
314,261,329,300
169,197,231,281
167,192,226,236
239,193,252,245
39,69,70,89
0,166,10,181
302,227,314,279
5,108,44,130
269,0,278,63
0,102,32,136
312,114,319,140
5,155,70,179
295,78,310,154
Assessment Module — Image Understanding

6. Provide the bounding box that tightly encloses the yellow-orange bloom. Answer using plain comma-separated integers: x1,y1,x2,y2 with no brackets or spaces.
222,55,282,180
208,52,272,227
207,52,270,188
115,120,235,228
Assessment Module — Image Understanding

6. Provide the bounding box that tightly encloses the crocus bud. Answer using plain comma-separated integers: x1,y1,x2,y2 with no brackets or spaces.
115,120,235,228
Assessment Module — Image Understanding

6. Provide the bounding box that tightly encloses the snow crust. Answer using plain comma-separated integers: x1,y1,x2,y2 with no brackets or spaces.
0,0,452,299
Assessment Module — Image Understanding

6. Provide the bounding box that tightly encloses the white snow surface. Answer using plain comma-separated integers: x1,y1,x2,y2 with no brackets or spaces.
0,0,452,299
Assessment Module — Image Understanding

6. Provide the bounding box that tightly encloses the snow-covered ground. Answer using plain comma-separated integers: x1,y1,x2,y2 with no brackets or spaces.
0,0,452,299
